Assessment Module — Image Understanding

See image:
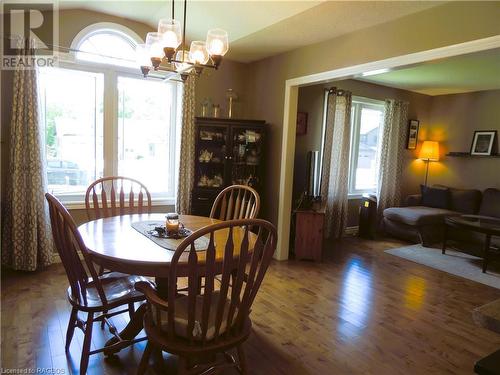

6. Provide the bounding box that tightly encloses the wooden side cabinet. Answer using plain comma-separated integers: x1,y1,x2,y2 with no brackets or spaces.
294,209,325,261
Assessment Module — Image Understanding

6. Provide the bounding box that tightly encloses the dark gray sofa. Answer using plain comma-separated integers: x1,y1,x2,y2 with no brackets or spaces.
382,187,500,249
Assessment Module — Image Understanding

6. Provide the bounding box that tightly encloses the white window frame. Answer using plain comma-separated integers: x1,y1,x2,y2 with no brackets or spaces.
43,24,180,208
71,22,144,50
115,73,179,201
348,96,385,197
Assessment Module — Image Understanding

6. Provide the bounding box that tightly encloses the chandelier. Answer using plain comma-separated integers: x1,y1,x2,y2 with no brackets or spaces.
136,0,229,81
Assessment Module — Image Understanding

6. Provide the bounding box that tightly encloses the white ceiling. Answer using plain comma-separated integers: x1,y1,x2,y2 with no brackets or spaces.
228,1,442,62
59,0,442,62
357,48,500,96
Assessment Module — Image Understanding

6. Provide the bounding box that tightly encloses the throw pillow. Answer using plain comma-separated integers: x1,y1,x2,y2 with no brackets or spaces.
420,185,451,209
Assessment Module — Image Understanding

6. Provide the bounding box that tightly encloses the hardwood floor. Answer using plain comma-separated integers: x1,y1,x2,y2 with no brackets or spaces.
2,236,500,374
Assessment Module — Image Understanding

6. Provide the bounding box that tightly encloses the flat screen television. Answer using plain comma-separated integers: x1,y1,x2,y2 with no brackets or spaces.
306,150,321,198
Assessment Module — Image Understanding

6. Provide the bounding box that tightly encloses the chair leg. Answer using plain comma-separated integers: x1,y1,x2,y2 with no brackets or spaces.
129,302,136,320
137,341,152,375
80,312,94,375
153,346,165,373
237,344,248,375
65,307,78,352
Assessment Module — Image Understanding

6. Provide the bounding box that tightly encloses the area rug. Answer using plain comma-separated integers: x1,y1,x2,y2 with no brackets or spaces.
385,244,500,289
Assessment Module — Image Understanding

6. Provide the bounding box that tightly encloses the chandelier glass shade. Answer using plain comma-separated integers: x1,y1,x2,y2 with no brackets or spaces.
137,0,229,80
174,49,190,70
206,28,228,56
189,41,209,64
158,18,182,49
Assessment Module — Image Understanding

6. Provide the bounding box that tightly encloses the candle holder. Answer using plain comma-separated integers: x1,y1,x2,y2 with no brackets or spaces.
166,213,180,235
213,104,220,118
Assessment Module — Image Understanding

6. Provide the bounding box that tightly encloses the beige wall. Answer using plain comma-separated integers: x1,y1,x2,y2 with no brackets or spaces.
194,61,252,119
294,79,432,227
246,1,500,226
419,89,500,190
293,85,325,203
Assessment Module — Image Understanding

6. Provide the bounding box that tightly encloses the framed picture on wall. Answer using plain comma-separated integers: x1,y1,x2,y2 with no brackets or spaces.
406,119,420,150
296,112,308,135
470,130,497,156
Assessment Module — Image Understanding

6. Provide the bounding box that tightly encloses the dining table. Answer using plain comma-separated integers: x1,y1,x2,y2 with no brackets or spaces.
77,213,255,354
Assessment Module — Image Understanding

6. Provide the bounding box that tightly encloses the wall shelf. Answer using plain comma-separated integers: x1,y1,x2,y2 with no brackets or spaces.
446,153,500,158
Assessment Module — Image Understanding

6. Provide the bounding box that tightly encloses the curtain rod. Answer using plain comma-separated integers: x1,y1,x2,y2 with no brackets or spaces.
6,36,136,64
5,37,184,82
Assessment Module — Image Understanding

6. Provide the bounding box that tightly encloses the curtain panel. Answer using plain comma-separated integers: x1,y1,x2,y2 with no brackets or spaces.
320,88,352,239
1,40,53,271
377,99,409,219
176,75,196,214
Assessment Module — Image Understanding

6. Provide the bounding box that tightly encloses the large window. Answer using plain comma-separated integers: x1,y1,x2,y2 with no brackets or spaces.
39,68,104,198
117,76,177,196
348,97,384,195
39,25,180,203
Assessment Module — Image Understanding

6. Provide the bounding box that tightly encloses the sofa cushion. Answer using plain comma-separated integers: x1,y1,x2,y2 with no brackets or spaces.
434,185,482,214
405,194,422,206
421,185,450,209
383,206,459,226
479,188,500,218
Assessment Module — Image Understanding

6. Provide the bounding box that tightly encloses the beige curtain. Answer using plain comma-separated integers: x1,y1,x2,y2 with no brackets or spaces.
176,75,196,214
1,40,53,271
320,88,352,239
377,99,409,218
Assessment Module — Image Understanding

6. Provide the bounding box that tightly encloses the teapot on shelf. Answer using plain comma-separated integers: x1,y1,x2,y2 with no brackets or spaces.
199,149,213,163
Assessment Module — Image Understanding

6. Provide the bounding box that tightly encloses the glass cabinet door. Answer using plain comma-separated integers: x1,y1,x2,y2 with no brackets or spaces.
195,125,228,189
230,126,264,189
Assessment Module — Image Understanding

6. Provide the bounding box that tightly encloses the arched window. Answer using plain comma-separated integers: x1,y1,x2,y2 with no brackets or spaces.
71,23,143,68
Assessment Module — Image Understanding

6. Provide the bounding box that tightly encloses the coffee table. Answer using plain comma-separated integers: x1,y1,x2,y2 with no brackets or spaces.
442,215,500,273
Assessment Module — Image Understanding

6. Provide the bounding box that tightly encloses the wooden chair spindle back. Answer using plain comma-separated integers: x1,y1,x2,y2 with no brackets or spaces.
85,176,152,221
210,185,260,221
145,219,276,345
46,193,107,306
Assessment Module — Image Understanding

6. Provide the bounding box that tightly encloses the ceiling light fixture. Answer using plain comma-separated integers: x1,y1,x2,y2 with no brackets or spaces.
137,0,229,81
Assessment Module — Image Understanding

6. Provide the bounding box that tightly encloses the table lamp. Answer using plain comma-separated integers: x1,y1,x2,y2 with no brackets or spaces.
419,140,439,186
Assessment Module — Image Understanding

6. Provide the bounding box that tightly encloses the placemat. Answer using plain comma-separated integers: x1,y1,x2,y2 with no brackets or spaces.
131,220,210,251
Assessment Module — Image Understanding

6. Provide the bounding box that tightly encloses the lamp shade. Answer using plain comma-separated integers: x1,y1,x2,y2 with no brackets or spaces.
206,28,229,56
189,41,209,64
145,32,164,59
135,44,151,67
158,19,182,49
419,141,440,161
174,49,191,71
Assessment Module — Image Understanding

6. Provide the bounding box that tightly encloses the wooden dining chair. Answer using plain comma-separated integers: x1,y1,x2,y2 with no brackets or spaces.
135,218,277,375
85,176,152,221
46,193,151,374
210,185,260,221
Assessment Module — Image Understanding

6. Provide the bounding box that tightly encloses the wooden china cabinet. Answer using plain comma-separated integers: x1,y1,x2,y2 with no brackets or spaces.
191,117,266,216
